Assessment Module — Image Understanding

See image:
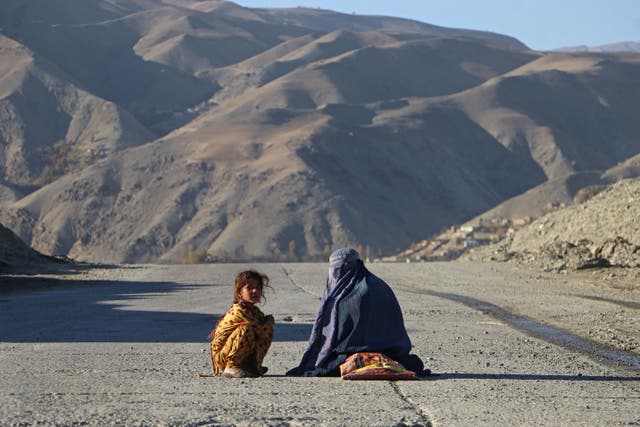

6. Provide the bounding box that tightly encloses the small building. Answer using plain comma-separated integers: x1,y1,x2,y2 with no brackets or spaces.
472,232,499,241
464,240,480,248
513,217,531,227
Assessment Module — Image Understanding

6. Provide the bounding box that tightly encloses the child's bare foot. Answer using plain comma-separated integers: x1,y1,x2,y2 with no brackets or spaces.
222,367,257,378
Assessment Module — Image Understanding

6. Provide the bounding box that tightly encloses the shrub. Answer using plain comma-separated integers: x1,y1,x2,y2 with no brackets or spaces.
181,244,208,264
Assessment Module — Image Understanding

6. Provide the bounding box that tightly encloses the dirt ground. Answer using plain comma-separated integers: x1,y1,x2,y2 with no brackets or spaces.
1,261,639,426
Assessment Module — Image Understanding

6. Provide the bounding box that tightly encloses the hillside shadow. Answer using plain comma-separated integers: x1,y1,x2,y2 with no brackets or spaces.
0,276,311,343
0,263,131,292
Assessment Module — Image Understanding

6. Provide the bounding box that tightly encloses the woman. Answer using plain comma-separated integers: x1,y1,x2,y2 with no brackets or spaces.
287,248,427,376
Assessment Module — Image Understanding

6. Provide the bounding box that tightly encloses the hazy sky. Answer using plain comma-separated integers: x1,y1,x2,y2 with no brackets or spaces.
234,0,640,50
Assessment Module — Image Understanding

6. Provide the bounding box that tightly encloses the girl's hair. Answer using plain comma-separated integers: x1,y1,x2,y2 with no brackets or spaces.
233,270,271,304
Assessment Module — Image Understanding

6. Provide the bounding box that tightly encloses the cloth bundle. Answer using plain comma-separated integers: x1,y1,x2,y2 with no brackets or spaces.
339,352,419,380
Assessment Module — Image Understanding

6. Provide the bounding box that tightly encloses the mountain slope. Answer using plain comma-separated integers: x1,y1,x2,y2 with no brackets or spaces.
0,100,543,262
4,44,640,263
466,177,640,270
0,34,154,189
252,6,527,50
555,41,640,53
455,52,640,180
210,36,538,117
508,177,640,251
1,4,216,133
0,1,639,263
419,52,640,229
0,222,52,268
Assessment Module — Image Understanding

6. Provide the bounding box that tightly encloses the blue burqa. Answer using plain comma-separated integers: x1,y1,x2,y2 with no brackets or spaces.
286,248,425,376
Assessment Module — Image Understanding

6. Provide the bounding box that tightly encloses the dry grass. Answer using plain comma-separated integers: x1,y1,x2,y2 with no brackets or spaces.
179,245,208,264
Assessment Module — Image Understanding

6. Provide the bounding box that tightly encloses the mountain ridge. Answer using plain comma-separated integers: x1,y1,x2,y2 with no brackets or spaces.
1,1,639,263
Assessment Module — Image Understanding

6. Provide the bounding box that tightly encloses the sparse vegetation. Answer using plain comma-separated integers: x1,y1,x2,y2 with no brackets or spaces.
180,244,208,264
31,139,86,187
574,184,607,204
288,240,298,262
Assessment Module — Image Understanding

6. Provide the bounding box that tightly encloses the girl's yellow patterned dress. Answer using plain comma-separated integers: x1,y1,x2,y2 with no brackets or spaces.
210,302,273,375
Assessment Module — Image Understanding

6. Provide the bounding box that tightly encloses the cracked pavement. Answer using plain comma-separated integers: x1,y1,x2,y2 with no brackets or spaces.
1,262,639,426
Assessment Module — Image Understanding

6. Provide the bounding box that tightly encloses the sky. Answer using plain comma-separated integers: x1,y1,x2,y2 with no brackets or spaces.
233,0,640,51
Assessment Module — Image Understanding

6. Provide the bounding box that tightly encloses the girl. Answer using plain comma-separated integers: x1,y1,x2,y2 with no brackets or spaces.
209,270,274,378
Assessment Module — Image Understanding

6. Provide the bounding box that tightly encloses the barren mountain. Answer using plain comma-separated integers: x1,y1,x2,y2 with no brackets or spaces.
449,52,640,221
1,1,217,133
555,41,640,53
470,172,606,222
0,34,544,263
0,222,52,268
0,34,154,190
221,37,539,111
250,6,527,50
0,1,639,263
458,52,640,177
208,31,399,102
471,150,640,224
1,0,522,133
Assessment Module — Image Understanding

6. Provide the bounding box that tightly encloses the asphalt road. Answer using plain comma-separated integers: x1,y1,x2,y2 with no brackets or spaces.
1,262,639,426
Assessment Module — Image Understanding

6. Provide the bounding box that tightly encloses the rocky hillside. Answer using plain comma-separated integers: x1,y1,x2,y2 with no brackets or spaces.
0,34,154,188
1,1,640,263
0,222,52,268
467,177,640,270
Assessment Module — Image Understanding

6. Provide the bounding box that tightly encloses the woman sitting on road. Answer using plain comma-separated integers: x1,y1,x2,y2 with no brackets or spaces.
286,248,427,377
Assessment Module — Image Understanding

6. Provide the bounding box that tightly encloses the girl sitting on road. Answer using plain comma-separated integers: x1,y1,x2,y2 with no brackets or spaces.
209,270,274,378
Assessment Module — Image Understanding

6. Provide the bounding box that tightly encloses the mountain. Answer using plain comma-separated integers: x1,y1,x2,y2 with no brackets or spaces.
250,6,526,49
0,222,53,268
449,51,640,221
470,150,640,224
555,41,640,53
0,34,154,190
0,1,639,263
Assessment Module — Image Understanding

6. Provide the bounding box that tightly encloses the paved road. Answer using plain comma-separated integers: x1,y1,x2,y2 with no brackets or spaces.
1,262,639,426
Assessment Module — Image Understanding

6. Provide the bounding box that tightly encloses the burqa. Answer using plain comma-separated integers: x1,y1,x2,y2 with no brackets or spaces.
287,248,425,376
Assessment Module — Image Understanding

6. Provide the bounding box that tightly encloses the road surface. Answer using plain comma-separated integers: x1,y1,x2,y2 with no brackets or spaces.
1,262,639,426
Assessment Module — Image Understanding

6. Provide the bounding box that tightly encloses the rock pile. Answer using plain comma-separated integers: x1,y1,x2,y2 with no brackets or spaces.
467,178,640,271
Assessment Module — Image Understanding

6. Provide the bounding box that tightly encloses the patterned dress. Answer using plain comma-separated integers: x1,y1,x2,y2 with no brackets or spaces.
210,302,274,375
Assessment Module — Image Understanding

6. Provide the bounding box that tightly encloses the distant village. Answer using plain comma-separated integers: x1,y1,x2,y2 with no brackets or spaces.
376,199,575,263
382,216,534,263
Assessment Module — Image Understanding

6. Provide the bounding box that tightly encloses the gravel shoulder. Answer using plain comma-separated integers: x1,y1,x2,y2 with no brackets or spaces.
1,262,639,426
